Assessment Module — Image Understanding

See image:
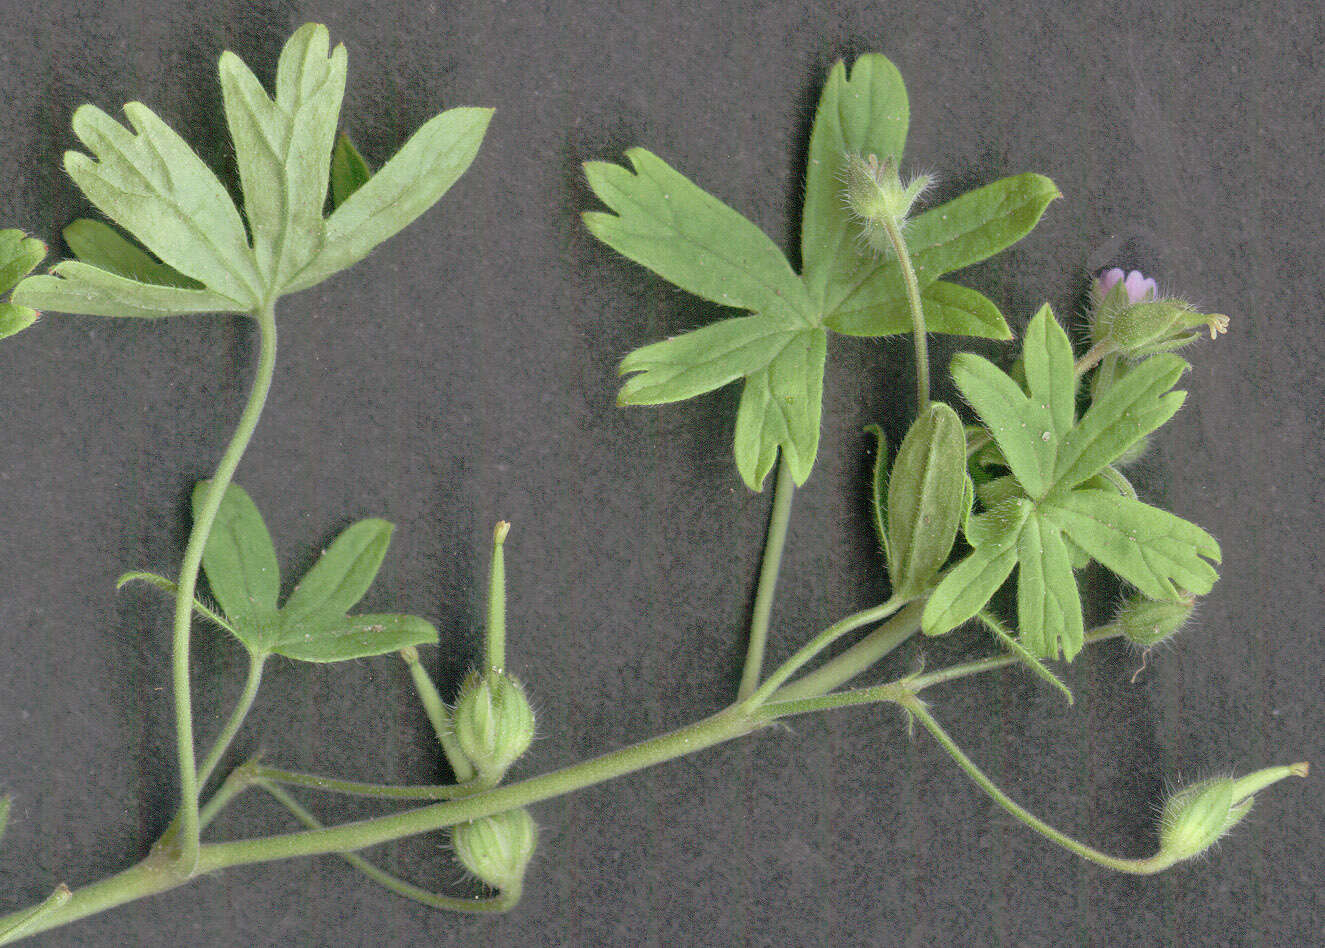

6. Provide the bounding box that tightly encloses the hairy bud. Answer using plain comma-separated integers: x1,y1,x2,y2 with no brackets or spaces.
452,670,535,779
452,808,538,892
1156,763,1307,867
1113,594,1194,647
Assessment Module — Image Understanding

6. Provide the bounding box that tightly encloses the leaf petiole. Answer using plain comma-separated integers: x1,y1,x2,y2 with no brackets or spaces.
737,457,796,699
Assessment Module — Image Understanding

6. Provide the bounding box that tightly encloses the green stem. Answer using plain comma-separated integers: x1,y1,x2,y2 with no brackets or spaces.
257,781,518,913
486,521,510,674
196,654,265,791
908,626,1124,693
880,216,930,410
902,697,1162,874
737,457,796,700
168,302,278,869
400,647,475,782
744,596,905,708
769,600,924,702
249,766,493,802
1075,339,1117,376
0,886,71,941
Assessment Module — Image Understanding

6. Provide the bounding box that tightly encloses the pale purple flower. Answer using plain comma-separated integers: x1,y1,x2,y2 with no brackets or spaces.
1096,268,1158,303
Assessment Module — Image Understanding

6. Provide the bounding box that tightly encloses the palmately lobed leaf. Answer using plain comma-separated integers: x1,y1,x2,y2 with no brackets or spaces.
0,229,46,340
273,612,437,663
194,481,282,652
280,518,395,629
584,148,814,326
219,22,347,292
732,329,827,489
62,219,200,288
63,102,264,306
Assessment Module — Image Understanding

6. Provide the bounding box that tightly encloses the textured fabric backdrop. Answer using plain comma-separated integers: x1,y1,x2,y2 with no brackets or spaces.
0,1,1320,945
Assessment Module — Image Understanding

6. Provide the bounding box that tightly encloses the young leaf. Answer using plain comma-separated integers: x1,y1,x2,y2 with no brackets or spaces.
584,148,814,326
801,55,909,306
193,481,281,647
280,519,394,628
273,613,437,663
330,133,372,208
922,499,1030,636
824,174,1059,338
866,424,890,562
14,262,236,319
731,329,826,489
287,107,493,292
1016,512,1085,659
219,23,347,291
886,402,967,595
1050,354,1188,495
950,350,1055,498
62,102,264,306
1041,490,1220,600
62,220,199,288
0,303,37,340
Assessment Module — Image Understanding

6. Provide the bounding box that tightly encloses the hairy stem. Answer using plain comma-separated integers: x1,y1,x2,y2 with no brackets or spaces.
196,654,265,791
902,697,1163,873
168,302,278,870
745,597,905,707
880,217,930,410
769,600,924,702
257,781,519,913
249,766,493,802
737,457,795,700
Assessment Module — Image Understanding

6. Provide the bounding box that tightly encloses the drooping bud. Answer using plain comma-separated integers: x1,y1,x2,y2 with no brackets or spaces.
842,153,933,230
1155,763,1307,867
451,807,538,892
452,670,536,779
1112,593,1195,647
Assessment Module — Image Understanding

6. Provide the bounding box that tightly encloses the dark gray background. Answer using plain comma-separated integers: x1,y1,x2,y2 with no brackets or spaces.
0,1,1320,945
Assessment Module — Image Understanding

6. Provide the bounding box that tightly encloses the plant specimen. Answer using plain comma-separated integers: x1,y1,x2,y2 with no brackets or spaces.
0,23,1306,943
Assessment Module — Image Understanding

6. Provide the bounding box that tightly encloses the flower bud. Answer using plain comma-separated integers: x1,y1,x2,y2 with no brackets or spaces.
1108,300,1229,356
1095,268,1157,305
1113,593,1194,647
1156,763,1307,867
842,153,932,228
451,808,538,892
452,670,535,779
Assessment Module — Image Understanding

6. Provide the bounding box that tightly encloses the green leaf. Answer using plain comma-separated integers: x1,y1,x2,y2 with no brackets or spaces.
13,262,236,319
116,570,238,636
886,402,967,595
0,795,10,845
584,148,814,326
866,424,890,562
63,102,263,306
1041,489,1221,600
950,350,1055,498
273,612,437,663
287,107,493,292
1016,512,1085,659
922,499,1030,636
828,279,1012,339
801,55,908,307
977,610,1073,704
1051,355,1188,495
62,220,199,288
0,304,38,340
0,229,46,295
1021,303,1076,439
732,329,826,490
193,481,281,644
281,518,394,627
616,317,796,405
330,132,372,208
219,23,346,291
822,174,1059,336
